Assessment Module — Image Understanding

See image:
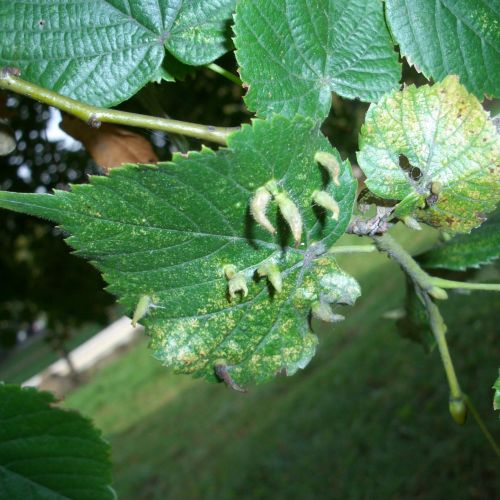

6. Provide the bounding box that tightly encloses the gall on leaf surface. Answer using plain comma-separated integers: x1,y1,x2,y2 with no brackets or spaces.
357,76,500,234
0,116,358,387
0,384,114,500
386,0,500,99
0,0,236,107
418,210,500,271
233,0,401,122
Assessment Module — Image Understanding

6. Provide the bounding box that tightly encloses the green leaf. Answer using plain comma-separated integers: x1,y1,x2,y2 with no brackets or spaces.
357,76,500,234
418,211,500,270
397,279,435,353
0,116,358,387
494,370,500,417
386,0,500,99
233,0,401,122
0,0,235,107
0,384,113,500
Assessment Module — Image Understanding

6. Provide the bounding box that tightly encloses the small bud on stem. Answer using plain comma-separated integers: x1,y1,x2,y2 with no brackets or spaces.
428,286,448,300
431,181,443,195
402,216,422,231
449,396,467,425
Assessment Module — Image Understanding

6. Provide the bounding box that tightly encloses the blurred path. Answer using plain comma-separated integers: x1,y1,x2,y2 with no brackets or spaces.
23,316,143,390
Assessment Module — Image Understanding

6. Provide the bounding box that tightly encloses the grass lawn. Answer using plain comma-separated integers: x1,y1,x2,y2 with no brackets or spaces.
64,229,500,499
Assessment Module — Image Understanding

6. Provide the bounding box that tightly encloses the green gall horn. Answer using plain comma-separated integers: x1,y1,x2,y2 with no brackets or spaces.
275,192,302,247
131,294,153,327
223,264,248,300
311,302,344,323
314,151,341,186
257,263,283,294
312,190,340,220
250,186,276,235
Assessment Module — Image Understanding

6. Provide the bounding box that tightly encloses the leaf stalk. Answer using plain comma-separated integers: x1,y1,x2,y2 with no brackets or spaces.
430,277,500,292
206,63,242,85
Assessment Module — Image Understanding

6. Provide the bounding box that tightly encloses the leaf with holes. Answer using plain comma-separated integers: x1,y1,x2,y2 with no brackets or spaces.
0,0,235,107
0,384,113,500
418,211,500,270
386,0,500,99
0,116,358,387
357,76,500,234
233,0,401,122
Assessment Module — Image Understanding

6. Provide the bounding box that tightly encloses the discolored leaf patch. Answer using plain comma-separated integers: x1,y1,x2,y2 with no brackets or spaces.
357,76,500,234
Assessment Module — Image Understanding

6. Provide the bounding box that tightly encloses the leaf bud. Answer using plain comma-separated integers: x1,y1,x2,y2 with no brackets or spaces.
275,192,302,246
449,397,467,425
402,216,422,231
257,263,283,293
312,190,340,220
314,151,341,186
250,186,276,235
428,286,448,300
223,264,248,300
431,181,443,195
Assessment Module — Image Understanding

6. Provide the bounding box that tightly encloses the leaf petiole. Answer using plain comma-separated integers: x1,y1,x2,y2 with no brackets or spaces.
206,63,242,85
327,244,377,254
430,277,500,293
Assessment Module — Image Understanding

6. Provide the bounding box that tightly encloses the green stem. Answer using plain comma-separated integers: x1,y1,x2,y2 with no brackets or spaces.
206,63,242,85
372,233,498,443
372,233,447,299
328,244,377,254
422,293,462,400
463,394,500,458
430,277,500,292
0,69,237,145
